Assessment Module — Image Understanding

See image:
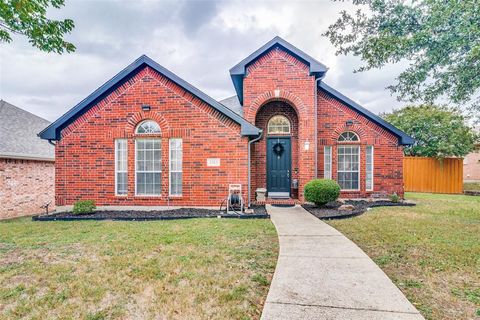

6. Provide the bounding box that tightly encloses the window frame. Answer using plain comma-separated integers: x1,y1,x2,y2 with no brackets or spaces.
366,145,374,191
169,138,183,197
338,131,360,142
114,139,128,196
135,138,162,196
135,120,161,135
337,145,361,191
324,146,332,179
267,115,291,135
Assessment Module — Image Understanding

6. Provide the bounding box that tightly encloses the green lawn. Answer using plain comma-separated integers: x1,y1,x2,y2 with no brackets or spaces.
328,193,480,320
464,182,480,191
0,218,278,319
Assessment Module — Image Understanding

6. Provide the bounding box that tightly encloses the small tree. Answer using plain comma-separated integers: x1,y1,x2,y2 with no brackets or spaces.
0,0,75,53
383,105,478,158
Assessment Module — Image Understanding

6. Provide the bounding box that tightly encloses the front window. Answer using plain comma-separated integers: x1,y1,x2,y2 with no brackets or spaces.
136,120,161,134
115,139,128,195
324,146,332,179
337,145,360,190
135,139,161,195
268,115,291,134
169,138,183,196
338,131,359,142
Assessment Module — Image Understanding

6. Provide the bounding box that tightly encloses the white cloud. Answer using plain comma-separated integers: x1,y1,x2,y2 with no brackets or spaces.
0,0,405,122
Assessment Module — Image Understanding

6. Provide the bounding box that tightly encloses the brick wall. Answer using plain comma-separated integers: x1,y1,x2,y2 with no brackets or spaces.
0,158,55,219
464,145,480,181
243,46,316,201
317,91,405,197
56,66,248,207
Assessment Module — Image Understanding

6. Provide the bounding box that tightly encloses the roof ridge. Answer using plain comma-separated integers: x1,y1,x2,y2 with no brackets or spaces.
0,99,51,124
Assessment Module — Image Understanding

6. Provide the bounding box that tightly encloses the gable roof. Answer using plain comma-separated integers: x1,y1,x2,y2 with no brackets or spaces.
230,36,329,104
219,95,243,117
0,100,54,161
39,55,261,141
319,82,414,145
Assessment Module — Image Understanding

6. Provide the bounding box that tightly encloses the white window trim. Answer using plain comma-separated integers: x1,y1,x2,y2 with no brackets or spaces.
324,146,332,179
267,115,291,134
337,145,361,191
115,139,128,196
366,145,374,191
169,138,183,197
135,139,162,196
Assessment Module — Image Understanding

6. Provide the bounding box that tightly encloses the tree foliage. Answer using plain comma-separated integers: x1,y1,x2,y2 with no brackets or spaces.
0,0,75,53
324,0,480,118
383,105,478,157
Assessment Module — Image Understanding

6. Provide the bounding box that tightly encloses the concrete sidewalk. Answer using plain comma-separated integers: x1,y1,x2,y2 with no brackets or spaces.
261,205,424,320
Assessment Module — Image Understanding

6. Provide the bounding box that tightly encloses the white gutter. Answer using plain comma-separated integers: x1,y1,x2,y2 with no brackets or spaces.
0,153,55,162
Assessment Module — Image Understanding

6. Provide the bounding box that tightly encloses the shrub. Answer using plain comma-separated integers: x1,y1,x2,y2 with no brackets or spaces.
72,200,96,215
304,179,341,206
389,193,401,203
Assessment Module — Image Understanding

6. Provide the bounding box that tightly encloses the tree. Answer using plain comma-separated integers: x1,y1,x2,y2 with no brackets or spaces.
383,105,478,157
324,0,480,119
0,0,75,53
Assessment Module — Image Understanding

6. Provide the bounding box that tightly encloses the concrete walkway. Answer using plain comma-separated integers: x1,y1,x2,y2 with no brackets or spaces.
261,205,424,320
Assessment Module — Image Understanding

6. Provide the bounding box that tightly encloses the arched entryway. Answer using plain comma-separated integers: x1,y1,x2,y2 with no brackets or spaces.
252,100,299,199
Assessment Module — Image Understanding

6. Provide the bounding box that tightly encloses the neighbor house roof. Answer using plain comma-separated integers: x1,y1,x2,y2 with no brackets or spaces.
39,55,261,141
230,36,329,104
319,82,414,145
0,100,54,161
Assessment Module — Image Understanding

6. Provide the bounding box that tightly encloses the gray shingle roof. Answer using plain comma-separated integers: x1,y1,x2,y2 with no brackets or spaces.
219,95,243,117
0,100,54,161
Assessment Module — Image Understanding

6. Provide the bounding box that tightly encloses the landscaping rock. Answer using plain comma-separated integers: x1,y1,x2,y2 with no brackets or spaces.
338,204,355,211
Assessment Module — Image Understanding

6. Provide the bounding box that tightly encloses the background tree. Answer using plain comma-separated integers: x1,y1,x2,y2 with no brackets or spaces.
324,0,480,120
0,0,75,53
383,105,478,157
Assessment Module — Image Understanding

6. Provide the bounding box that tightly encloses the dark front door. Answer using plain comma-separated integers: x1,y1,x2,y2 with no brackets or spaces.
267,137,291,197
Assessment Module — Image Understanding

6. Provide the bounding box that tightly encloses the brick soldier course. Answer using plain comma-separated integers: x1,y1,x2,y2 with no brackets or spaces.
39,36,413,208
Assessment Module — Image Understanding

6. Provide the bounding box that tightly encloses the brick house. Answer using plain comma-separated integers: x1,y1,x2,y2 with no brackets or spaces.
0,100,55,219
39,37,413,208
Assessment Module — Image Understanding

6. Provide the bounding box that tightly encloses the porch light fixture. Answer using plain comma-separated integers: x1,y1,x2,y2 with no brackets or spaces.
304,141,310,151
141,104,151,111
346,120,354,126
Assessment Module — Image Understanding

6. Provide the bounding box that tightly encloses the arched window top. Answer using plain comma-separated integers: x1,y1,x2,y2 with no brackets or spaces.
338,131,359,142
268,115,291,134
136,120,160,134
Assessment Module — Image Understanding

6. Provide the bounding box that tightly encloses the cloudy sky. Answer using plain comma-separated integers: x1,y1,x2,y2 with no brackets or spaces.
0,0,406,122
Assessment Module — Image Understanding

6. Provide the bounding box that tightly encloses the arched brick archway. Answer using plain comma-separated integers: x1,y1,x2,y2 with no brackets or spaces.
245,90,307,123
251,100,300,199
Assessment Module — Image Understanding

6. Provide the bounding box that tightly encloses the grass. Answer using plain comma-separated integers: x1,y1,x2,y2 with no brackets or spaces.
0,218,278,319
327,193,480,320
464,182,480,191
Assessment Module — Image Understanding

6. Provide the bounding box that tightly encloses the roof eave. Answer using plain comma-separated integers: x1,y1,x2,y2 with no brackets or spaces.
40,55,260,140
319,82,415,146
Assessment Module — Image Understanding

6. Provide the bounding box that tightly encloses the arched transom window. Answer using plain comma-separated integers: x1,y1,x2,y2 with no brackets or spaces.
268,115,291,134
136,120,161,134
338,131,359,142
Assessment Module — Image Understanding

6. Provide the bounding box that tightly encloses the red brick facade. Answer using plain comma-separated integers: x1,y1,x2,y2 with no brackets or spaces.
0,158,55,219
55,67,248,207
53,42,406,208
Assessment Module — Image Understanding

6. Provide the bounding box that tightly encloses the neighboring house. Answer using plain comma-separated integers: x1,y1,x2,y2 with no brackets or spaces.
0,100,55,219
464,142,480,182
39,37,413,208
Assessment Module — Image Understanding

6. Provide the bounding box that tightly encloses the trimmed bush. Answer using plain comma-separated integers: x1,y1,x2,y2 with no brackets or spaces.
72,200,96,215
389,193,401,203
304,179,341,206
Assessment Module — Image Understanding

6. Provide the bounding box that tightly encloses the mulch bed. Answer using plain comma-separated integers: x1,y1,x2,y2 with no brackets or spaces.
33,205,269,221
464,190,480,196
302,200,415,220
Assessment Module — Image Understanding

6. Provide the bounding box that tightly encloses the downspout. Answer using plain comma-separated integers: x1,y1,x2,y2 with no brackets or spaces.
314,77,321,178
248,130,263,207
48,139,56,146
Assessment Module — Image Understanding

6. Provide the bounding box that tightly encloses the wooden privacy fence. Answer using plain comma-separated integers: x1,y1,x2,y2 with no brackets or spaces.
403,157,463,194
